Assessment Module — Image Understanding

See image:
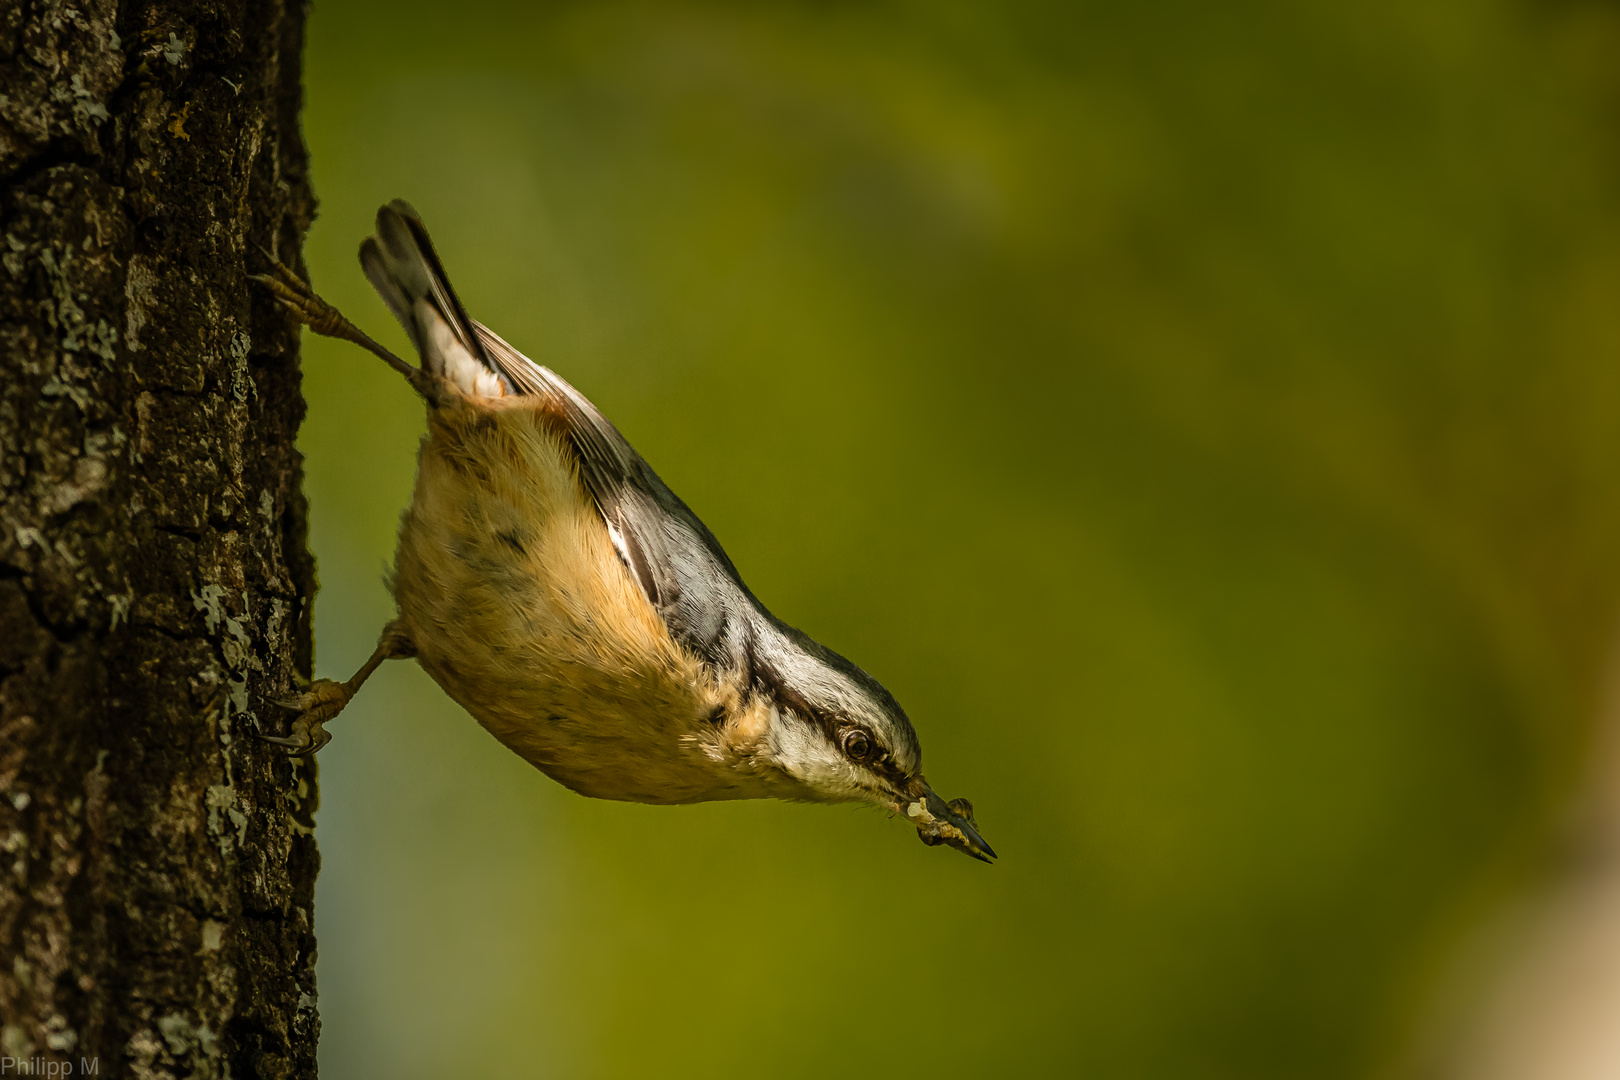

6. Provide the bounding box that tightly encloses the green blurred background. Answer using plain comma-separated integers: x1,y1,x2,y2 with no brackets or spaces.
295,2,1620,1076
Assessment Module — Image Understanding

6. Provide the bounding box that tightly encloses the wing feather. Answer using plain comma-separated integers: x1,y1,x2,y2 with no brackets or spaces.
471,322,755,664
359,200,759,669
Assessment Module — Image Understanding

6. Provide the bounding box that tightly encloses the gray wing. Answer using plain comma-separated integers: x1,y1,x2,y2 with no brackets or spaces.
472,323,759,670
359,199,765,673
481,324,912,746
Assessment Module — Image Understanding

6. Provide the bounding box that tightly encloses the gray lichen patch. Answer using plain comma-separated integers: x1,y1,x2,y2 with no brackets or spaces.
162,33,190,68
204,785,249,854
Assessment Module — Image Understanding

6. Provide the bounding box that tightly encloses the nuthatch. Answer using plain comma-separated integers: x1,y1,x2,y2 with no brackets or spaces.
252,201,994,862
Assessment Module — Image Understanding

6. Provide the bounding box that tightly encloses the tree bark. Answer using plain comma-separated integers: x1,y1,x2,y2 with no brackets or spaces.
0,1,318,1077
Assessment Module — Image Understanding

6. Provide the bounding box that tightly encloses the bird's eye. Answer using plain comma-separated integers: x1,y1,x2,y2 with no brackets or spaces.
843,729,873,762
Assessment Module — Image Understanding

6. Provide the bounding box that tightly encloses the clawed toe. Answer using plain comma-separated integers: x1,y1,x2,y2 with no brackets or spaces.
259,679,351,755
255,727,330,755
246,248,424,387
248,249,350,335
248,273,335,328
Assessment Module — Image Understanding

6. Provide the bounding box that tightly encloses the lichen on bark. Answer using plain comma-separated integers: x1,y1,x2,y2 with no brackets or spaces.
0,1,320,1077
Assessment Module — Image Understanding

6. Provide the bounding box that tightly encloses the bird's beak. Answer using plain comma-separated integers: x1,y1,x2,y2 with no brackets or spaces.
901,784,997,863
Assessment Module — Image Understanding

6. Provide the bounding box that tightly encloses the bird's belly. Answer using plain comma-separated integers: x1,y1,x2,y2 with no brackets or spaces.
389,399,724,803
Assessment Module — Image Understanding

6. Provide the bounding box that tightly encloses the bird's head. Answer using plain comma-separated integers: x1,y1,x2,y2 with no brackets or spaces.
741,626,996,863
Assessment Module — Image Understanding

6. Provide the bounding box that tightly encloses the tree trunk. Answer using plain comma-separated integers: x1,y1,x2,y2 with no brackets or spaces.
0,2,318,1077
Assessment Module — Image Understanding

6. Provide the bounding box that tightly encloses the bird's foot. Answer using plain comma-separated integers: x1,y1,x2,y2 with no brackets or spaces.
248,247,434,395
259,679,352,755
248,248,355,339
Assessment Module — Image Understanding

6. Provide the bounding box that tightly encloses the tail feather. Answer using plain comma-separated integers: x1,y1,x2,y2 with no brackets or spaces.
357,237,411,335
359,200,509,397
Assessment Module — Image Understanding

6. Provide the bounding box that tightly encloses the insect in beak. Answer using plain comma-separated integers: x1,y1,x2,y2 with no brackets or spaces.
903,785,997,863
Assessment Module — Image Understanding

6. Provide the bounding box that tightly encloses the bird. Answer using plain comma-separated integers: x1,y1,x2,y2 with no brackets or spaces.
251,200,994,862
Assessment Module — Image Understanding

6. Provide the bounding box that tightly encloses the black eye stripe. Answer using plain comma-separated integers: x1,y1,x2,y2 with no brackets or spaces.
750,657,910,777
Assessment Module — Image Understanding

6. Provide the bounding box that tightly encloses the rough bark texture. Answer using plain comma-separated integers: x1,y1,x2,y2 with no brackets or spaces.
0,1,318,1077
